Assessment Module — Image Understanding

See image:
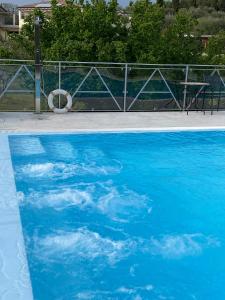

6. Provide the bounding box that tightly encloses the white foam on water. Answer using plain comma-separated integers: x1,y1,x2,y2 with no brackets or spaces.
44,189,93,209
76,291,93,299
37,227,136,265
12,137,45,156
76,284,153,300
76,290,114,300
19,187,94,210
129,264,137,277
19,161,121,179
117,284,154,294
85,284,152,300
96,182,151,222
19,162,75,179
21,180,152,223
147,233,220,259
117,287,136,294
79,162,121,176
22,162,55,177
16,191,25,204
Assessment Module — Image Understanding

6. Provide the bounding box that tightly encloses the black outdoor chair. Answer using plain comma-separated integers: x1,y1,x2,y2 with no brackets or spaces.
203,74,224,114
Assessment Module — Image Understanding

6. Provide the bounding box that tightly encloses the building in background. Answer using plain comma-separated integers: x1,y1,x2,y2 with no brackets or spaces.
18,0,65,29
201,35,212,49
0,5,18,40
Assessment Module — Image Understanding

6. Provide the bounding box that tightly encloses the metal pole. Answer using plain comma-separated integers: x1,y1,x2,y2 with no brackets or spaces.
12,9,16,26
123,63,128,112
34,16,41,113
183,65,189,111
58,61,61,108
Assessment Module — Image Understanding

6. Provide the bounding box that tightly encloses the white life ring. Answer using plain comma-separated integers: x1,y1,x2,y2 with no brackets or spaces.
48,89,72,113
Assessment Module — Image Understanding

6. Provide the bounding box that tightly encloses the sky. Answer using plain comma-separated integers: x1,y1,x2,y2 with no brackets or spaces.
1,0,156,7
1,0,129,5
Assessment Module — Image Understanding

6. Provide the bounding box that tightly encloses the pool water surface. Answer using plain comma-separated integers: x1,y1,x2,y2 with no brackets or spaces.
9,131,225,300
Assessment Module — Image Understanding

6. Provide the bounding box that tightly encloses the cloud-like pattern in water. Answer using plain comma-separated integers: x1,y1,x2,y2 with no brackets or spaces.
18,160,122,179
34,227,220,267
96,182,151,222
145,233,220,259
76,284,154,300
19,181,151,222
18,187,93,210
16,146,123,180
36,227,136,265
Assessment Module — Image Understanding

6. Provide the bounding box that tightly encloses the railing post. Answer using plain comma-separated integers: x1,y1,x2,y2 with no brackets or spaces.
12,9,16,26
183,65,189,111
123,63,128,112
58,61,61,108
34,16,41,114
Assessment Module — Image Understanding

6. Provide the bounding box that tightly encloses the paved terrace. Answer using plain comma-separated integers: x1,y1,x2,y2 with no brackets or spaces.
1,111,225,132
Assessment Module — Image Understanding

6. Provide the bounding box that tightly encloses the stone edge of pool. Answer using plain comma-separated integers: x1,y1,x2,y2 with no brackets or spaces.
2,125,225,135
0,135,34,300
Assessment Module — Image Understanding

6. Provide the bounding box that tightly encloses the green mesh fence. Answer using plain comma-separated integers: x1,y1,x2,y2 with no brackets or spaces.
1,61,225,112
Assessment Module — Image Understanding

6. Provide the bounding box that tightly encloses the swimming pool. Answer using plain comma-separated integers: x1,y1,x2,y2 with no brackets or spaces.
8,131,225,300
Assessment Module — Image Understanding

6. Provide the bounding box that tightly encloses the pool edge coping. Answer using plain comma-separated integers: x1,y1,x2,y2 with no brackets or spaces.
0,135,34,300
3,126,225,136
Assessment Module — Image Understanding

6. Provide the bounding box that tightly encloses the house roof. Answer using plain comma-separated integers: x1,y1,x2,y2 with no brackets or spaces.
19,0,65,9
0,5,8,13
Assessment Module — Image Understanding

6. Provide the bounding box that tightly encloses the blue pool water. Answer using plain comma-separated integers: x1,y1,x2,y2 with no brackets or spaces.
9,131,225,300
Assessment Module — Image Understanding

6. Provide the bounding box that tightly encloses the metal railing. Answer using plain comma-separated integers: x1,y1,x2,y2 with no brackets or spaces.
0,59,225,112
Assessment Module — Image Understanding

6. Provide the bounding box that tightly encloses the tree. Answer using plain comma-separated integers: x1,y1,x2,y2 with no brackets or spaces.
0,0,219,64
192,0,197,7
218,0,225,11
157,0,164,6
172,0,180,12
128,0,165,63
204,31,225,64
160,11,202,63
14,0,129,62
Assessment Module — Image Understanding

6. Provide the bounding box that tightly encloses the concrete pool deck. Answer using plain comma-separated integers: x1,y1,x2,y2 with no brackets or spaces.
1,111,225,132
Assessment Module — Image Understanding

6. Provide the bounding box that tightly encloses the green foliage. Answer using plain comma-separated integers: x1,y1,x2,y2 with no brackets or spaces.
204,31,225,64
172,0,180,12
179,0,225,11
196,15,225,35
0,34,34,59
161,10,202,63
0,45,11,59
41,0,128,62
128,1,165,63
0,0,225,65
128,2,200,64
176,6,225,35
157,0,164,6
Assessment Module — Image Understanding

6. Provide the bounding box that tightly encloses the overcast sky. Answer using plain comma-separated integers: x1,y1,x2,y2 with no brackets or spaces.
1,0,156,7
1,0,130,5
